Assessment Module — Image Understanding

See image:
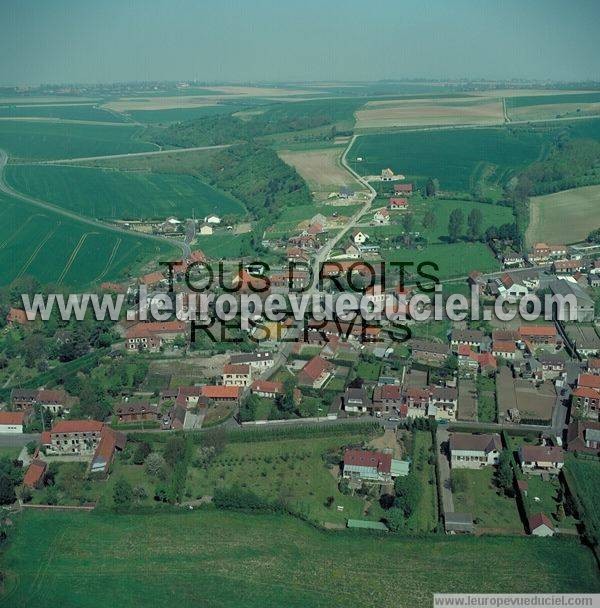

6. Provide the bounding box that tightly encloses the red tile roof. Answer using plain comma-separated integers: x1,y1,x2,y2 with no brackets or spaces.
223,364,250,375
394,183,413,193
201,385,241,399
300,356,333,382
40,431,51,445
528,512,554,532
51,420,104,434
493,340,517,353
578,374,600,390
343,449,391,474
139,271,164,285
519,325,557,338
0,412,26,426
520,445,564,463
23,459,47,488
573,386,600,399
251,380,284,394
389,197,408,207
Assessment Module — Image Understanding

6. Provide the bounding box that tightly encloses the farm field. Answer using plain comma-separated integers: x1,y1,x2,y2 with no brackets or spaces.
1,510,598,608
381,242,501,280
126,104,246,124
348,127,547,193
278,146,364,194
506,92,600,121
0,121,155,160
0,103,129,122
355,97,504,129
0,190,176,287
526,184,600,246
451,468,523,534
196,231,253,259
5,164,247,221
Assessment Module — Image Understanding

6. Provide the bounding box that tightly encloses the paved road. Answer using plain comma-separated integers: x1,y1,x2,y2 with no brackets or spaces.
38,143,232,165
0,149,189,258
0,433,40,448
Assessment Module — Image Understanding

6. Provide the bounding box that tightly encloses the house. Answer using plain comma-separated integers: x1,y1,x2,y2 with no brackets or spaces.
410,340,450,365
518,445,564,473
449,432,502,469
381,168,394,181
138,271,165,287
403,387,430,418
90,427,127,475
528,243,567,264
494,273,528,299
305,222,324,235
537,353,566,379
528,513,555,537
10,389,40,411
429,386,458,421
373,208,390,224
345,243,361,258
198,224,213,236
502,250,525,268
250,380,284,399
201,385,241,402
389,197,408,210
229,351,274,370
0,411,27,433
492,340,517,360
114,402,159,424
36,389,69,414
341,387,370,413
467,271,486,295
269,269,309,292
286,246,309,263
222,364,252,387
394,183,413,195
125,321,187,352
518,325,559,347
205,215,221,225
23,459,47,489
352,231,369,245
457,344,480,375
549,279,595,323
589,274,600,288
451,329,484,352
553,259,586,275
572,386,600,419
6,307,28,325
43,420,105,454
339,186,354,199
372,384,403,413
566,420,600,455
587,358,600,375
342,449,398,483
298,356,333,389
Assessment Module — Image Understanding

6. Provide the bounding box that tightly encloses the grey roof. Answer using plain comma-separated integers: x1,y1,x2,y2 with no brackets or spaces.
411,340,450,355
230,351,273,364
586,428,600,442
450,432,502,454
550,279,594,306
452,329,484,343
445,512,474,532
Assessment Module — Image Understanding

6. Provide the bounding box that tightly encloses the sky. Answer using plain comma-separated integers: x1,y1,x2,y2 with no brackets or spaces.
2,0,599,85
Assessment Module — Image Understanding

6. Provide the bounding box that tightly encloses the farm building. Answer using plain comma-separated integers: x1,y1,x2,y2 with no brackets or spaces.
528,513,555,537
0,411,28,434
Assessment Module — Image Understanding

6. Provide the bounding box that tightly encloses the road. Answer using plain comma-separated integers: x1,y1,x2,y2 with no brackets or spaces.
0,433,40,448
0,149,190,258
38,143,233,165
436,428,454,515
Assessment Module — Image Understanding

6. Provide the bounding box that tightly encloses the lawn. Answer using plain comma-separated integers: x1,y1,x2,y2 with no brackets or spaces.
196,231,253,259
381,241,501,281
406,431,438,532
2,509,597,608
0,191,176,287
348,127,547,193
355,361,381,381
477,376,497,423
6,164,247,221
526,184,600,247
452,467,523,534
525,476,578,531
0,120,155,160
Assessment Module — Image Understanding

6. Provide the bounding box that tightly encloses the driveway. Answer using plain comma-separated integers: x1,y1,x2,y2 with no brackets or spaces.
436,428,454,515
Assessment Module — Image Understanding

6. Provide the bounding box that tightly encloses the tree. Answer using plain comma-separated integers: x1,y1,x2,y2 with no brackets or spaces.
448,209,464,242
0,476,16,505
495,450,513,494
402,213,414,234
467,208,484,241
555,503,565,522
132,441,151,465
113,478,133,506
145,453,167,479
132,486,148,501
422,209,436,231
425,178,438,198
164,435,188,468
393,475,420,517
385,507,406,532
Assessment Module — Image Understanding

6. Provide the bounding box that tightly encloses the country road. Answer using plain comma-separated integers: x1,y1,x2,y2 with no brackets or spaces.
0,149,190,258
36,143,233,165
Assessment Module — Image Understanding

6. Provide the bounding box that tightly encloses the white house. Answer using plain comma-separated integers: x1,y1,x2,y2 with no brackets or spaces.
373,209,390,224
199,224,214,236
353,231,369,245
519,445,564,473
449,432,502,468
528,513,555,537
0,411,26,434
205,215,221,225
496,274,528,299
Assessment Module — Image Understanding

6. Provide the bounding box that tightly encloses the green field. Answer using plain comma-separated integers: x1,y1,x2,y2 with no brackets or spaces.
349,127,547,193
0,190,176,287
0,121,155,160
126,104,246,124
1,509,597,608
6,164,246,220
506,92,600,121
381,241,501,280
526,184,600,246
196,232,253,259
0,103,129,122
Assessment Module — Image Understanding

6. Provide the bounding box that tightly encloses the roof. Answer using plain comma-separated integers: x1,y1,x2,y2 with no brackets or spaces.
520,444,564,463
36,389,67,404
410,339,449,355
347,519,388,531
452,329,484,343
251,380,284,394
11,389,39,401
528,512,554,531
578,374,600,390
40,431,51,445
23,459,47,487
126,321,186,339
91,427,126,472
300,356,333,382
572,386,600,399
394,183,413,192
51,420,104,434
343,449,391,474
450,432,501,454
230,351,273,364
374,384,402,401
519,325,557,338
201,385,241,399
223,364,250,375
115,402,156,416
493,340,517,353
389,197,408,206
0,411,26,425
588,358,600,370
139,271,164,285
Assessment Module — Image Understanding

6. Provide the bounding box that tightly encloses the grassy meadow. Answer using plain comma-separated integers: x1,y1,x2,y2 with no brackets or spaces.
0,103,129,122
1,509,598,608
0,121,155,160
6,164,247,220
348,127,548,193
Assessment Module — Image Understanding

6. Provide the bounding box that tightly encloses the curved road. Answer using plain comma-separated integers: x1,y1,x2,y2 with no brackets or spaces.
0,149,190,258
